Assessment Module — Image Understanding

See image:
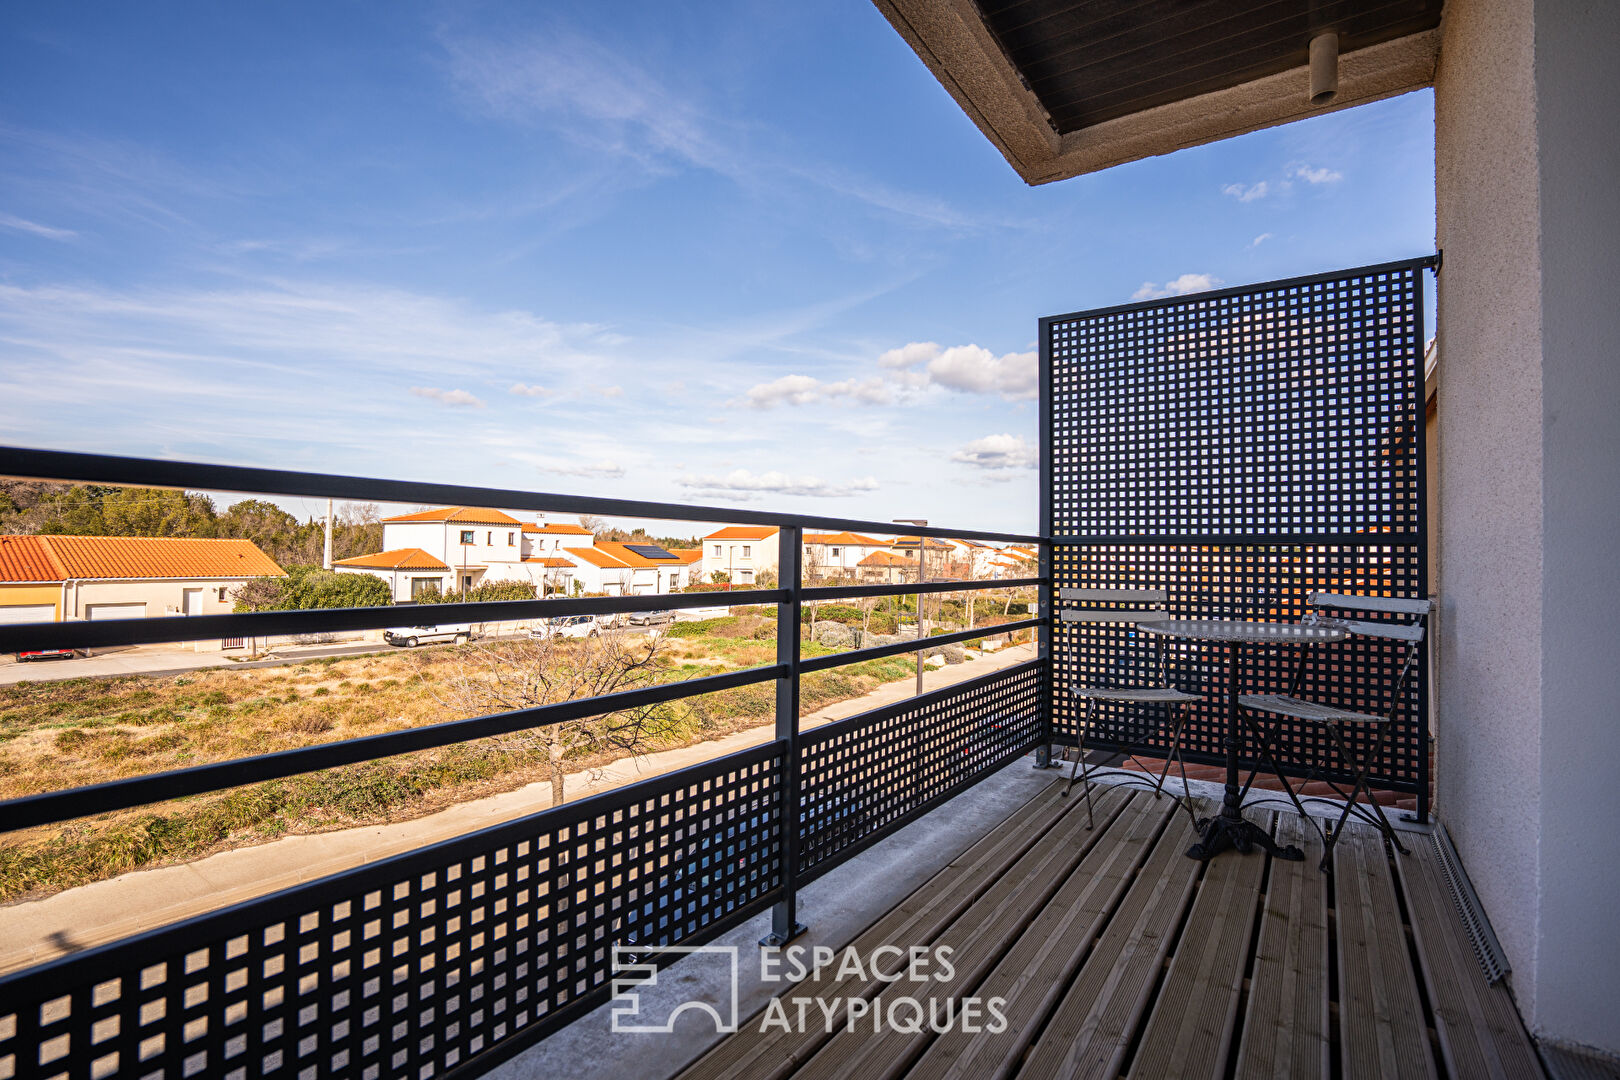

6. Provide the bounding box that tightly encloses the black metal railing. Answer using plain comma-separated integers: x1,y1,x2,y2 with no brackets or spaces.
0,447,1046,1080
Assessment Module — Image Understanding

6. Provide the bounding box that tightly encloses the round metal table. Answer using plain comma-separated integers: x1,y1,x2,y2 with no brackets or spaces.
1135,619,1349,861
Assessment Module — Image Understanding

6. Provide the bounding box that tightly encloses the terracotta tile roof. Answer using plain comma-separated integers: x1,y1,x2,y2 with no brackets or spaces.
15,535,286,580
521,556,575,568
859,550,917,568
523,522,594,535
382,506,522,526
595,542,682,569
804,531,888,546
669,548,705,564
333,548,448,571
566,546,630,569
704,526,779,541
0,535,66,582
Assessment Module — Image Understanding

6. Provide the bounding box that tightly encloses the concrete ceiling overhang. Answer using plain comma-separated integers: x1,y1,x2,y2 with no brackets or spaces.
872,0,1443,185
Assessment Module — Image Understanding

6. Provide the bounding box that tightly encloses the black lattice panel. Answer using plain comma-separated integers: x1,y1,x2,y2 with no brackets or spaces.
795,662,1043,880
1044,261,1430,798
0,743,783,1080
1047,263,1424,538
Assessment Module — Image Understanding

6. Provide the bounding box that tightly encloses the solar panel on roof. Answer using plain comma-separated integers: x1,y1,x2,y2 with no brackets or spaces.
626,544,679,560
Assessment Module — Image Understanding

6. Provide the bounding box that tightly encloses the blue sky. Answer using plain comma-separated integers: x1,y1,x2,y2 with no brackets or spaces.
0,2,1436,535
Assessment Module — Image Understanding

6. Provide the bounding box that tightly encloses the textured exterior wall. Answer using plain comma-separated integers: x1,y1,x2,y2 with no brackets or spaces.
1532,0,1620,1054
0,583,62,620
1433,0,1544,1022
1436,0,1620,1053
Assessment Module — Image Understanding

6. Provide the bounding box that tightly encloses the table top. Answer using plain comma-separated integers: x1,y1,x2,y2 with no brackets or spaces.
1135,619,1349,644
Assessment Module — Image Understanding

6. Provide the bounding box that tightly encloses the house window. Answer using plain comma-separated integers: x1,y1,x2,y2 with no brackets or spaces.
487,531,493,545
411,577,438,600
508,532,516,546
216,587,228,603
460,530,475,544
830,547,841,559
739,569,754,584
713,545,722,556
742,545,751,558
463,575,474,591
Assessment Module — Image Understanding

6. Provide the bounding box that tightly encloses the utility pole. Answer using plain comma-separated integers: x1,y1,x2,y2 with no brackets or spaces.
323,498,333,569
894,519,927,695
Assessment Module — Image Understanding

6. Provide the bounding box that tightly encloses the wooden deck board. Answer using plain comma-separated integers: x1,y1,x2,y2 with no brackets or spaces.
911,789,1178,1080
671,782,1544,1080
1396,836,1546,1079
1126,812,1270,1079
1012,798,1205,1080
1233,813,1331,1080
789,788,1156,1080
1334,822,1438,1080
677,779,1118,1080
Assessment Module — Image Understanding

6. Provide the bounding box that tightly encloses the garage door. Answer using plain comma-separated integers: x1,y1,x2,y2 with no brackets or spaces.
0,605,55,625
87,603,147,621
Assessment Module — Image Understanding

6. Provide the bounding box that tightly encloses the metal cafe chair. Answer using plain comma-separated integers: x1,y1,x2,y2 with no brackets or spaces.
1238,592,1432,871
1059,588,1201,830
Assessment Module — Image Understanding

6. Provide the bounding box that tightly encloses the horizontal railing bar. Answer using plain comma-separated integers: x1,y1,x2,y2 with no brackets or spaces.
797,618,1042,674
0,447,1044,544
0,664,785,832
0,589,786,653
0,737,787,994
1050,532,1421,546
801,576,1043,602
1038,254,1439,328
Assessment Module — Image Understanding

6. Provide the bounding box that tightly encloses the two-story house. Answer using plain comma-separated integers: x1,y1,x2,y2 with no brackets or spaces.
700,526,779,585
336,508,583,601
801,532,890,581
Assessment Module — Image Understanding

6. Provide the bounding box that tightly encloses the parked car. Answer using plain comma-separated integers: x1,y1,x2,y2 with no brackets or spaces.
624,610,675,626
383,624,473,647
16,648,76,662
531,615,598,639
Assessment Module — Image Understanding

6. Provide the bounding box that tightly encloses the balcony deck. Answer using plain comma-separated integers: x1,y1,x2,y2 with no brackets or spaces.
667,777,1541,1080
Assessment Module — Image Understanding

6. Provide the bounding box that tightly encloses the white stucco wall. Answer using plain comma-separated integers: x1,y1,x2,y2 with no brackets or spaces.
1434,0,1620,1054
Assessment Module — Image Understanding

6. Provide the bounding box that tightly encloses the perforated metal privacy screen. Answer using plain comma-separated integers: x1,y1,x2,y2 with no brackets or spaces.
1042,259,1431,798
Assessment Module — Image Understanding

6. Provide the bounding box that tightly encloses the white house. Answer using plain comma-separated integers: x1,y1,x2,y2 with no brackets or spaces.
701,526,779,585
335,508,581,600
802,532,890,581
564,541,695,596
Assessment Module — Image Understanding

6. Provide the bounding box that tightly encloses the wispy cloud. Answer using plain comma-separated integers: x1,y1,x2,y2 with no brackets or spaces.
599,385,624,398
1291,164,1343,184
509,382,553,397
677,469,879,500
411,387,485,408
738,373,893,409
1250,233,1273,248
0,212,78,241
1221,181,1269,202
533,458,625,479
952,434,1036,470
1132,273,1222,301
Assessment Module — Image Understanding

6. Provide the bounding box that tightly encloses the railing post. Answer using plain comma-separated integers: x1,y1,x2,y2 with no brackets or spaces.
1034,317,1059,769
764,524,807,946
1033,538,1058,767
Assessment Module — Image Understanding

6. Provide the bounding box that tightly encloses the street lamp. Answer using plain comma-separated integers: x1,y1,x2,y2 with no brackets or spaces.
894,519,927,695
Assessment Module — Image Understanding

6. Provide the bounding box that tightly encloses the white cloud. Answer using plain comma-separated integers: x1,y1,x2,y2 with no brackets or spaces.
411,387,485,408
677,469,879,500
509,382,553,397
0,212,78,241
952,434,1037,471
1292,164,1343,184
534,458,625,479
1132,273,1222,301
599,385,624,398
1250,233,1273,248
739,341,1035,410
1220,181,1269,202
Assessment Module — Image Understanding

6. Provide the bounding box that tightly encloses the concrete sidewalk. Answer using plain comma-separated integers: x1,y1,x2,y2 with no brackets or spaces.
0,642,1036,974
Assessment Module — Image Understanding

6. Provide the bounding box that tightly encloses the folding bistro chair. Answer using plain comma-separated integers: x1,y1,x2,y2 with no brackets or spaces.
1059,588,1201,830
1238,592,1432,870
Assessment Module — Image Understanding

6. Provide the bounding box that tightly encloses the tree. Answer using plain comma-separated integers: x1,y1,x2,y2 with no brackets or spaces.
215,499,299,549
427,632,674,806
233,566,392,611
